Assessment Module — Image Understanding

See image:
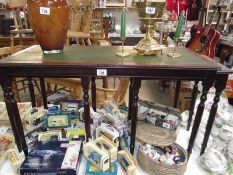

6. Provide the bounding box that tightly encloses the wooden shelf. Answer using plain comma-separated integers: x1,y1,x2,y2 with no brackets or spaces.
206,0,233,32
94,6,135,10
208,9,233,13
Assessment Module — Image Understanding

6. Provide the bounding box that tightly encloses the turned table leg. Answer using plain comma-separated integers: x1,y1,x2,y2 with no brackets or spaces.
187,81,199,131
201,74,228,155
81,77,91,140
39,78,48,109
174,80,181,108
0,77,28,155
91,77,96,112
130,78,141,155
187,77,214,157
128,78,133,121
28,78,36,107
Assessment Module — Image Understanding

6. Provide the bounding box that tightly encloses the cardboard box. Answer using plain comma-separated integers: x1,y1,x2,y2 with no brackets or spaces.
85,160,118,175
20,141,82,175
83,139,110,172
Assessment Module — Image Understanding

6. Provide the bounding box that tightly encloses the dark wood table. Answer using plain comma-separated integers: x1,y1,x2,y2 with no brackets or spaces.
0,45,231,158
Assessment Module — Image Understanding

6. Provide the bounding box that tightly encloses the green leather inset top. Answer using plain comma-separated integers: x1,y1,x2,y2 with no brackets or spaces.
0,45,218,69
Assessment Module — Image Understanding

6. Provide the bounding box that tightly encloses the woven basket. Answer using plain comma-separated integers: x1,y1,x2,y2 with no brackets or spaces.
136,121,176,147
137,144,188,175
138,100,182,132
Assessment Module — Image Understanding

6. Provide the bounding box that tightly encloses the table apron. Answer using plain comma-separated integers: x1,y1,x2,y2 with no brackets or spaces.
2,67,217,80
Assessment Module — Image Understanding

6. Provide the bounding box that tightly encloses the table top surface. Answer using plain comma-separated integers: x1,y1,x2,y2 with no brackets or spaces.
0,45,222,70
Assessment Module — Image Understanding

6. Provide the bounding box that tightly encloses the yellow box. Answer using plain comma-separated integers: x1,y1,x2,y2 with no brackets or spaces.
83,139,110,172
38,130,62,142
118,150,137,175
96,135,118,162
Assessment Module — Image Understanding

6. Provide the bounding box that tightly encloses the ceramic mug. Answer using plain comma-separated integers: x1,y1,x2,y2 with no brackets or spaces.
200,147,227,173
219,125,233,141
215,112,230,128
229,115,233,127
228,139,233,160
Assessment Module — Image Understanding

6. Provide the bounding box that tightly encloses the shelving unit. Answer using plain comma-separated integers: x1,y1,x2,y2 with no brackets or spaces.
91,0,141,41
206,0,233,32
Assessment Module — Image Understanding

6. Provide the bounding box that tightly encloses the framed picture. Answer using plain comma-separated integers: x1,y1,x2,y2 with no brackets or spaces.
106,0,126,7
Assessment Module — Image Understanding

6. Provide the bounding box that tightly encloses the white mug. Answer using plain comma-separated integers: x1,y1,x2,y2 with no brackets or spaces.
200,147,227,173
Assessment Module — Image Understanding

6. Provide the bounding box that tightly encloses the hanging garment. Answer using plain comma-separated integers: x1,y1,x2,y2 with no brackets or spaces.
166,0,177,12
178,0,188,14
186,0,202,21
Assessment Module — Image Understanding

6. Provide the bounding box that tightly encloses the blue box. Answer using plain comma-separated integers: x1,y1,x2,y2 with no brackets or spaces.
20,141,82,175
85,160,118,175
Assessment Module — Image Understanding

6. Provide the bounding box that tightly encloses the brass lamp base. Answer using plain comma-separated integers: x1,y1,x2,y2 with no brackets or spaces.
116,51,130,57
134,38,163,55
167,52,181,58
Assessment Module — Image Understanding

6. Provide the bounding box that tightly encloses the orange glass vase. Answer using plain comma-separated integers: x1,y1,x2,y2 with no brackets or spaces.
27,0,69,54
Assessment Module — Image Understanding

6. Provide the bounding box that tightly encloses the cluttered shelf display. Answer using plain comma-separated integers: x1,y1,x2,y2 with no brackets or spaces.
0,96,186,175
1,88,233,175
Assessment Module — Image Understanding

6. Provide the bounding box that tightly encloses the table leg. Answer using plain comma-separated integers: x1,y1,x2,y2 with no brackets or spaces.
128,78,133,121
81,77,91,140
187,81,199,131
91,77,96,111
200,74,228,155
39,78,48,109
187,78,214,157
28,78,36,107
130,78,141,155
0,77,28,155
174,80,181,108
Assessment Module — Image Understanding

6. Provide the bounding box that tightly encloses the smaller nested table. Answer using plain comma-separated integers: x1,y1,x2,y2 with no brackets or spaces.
0,45,231,159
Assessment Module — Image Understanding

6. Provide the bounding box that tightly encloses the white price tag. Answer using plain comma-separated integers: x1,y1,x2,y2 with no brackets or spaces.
0,126,8,134
163,122,171,129
40,7,50,15
146,7,156,15
97,69,107,76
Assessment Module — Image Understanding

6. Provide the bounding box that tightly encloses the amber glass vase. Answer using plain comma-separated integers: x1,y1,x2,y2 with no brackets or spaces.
27,0,69,54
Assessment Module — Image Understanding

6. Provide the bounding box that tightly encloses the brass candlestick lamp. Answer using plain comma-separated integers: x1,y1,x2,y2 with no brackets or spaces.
132,0,166,55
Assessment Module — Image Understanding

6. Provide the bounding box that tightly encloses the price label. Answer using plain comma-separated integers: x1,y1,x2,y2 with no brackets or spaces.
0,127,8,134
163,122,171,129
97,69,107,76
40,7,50,15
146,7,156,15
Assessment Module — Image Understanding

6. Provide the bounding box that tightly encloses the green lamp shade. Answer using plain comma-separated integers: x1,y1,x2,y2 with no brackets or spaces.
175,11,185,40
120,11,126,39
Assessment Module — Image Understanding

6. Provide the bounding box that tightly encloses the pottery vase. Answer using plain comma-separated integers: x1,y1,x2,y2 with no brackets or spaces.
27,0,69,54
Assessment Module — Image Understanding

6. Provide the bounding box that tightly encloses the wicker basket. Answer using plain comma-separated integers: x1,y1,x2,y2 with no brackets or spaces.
137,144,188,175
138,100,182,132
136,121,177,147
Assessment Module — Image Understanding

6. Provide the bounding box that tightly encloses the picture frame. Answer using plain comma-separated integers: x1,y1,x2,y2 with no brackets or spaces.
105,0,126,7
